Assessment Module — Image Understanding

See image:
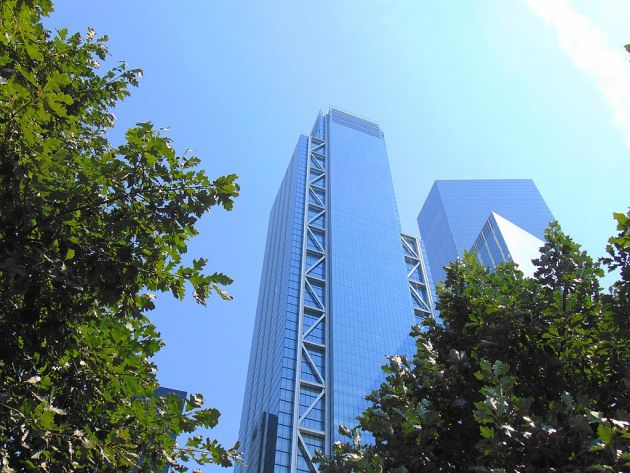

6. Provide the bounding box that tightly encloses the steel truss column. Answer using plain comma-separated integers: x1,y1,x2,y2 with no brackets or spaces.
291,129,329,473
401,234,434,320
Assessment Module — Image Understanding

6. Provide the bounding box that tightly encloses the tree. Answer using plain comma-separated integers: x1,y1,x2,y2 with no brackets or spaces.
0,1,240,471
316,214,630,472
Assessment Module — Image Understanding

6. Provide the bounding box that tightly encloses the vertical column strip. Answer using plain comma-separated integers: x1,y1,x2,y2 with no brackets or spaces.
291,122,329,473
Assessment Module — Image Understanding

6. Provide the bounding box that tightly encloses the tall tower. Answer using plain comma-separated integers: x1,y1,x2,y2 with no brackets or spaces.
417,179,554,284
236,109,434,473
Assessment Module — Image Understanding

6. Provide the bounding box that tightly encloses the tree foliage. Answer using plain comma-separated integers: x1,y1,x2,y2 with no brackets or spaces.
0,1,240,471
317,215,630,472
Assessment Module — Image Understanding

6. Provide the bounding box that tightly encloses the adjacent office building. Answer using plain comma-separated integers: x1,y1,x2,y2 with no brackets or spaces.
417,179,554,284
236,109,433,473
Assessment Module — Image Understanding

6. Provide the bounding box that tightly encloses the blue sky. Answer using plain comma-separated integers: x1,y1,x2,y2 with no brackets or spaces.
47,1,629,470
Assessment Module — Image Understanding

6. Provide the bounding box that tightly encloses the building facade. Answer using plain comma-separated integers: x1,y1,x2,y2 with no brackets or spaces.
417,179,554,284
471,211,546,277
236,109,433,473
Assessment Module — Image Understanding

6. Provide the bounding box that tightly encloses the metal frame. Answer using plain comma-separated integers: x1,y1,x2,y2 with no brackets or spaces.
401,234,434,320
291,126,329,473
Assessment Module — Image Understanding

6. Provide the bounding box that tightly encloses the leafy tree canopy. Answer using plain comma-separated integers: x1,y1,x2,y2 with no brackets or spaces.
0,0,240,471
317,214,630,472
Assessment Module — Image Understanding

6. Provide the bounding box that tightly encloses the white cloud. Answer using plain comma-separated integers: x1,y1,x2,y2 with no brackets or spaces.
527,0,630,147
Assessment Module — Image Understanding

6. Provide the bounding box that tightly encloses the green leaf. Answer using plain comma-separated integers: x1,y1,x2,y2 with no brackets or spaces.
193,408,221,428
25,42,43,62
37,410,55,429
65,248,75,260
43,72,71,92
47,97,68,116
479,425,495,439
492,360,508,377
15,64,38,86
597,423,613,445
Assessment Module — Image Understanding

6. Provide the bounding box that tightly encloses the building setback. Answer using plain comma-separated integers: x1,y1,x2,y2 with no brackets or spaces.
235,109,433,473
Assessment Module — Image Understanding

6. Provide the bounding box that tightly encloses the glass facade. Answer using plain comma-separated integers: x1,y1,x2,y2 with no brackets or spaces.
417,179,554,285
236,109,432,473
471,212,545,277
328,109,418,443
471,212,513,269
235,135,307,473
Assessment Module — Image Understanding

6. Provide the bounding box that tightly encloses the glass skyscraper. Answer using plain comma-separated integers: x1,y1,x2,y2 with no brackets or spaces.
417,179,554,284
236,108,433,473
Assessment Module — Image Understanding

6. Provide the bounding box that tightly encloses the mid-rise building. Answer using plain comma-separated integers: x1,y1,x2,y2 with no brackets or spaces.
236,108,433,473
